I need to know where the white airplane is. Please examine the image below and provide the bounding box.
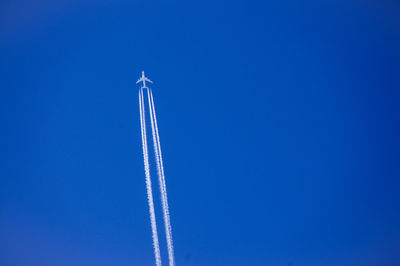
[136,71,153,88]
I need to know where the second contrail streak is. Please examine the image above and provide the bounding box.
[147,88,175,266]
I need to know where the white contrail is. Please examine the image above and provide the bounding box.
[139,87,162,266]
[147,88,175,266]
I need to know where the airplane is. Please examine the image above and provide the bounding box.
[136,71,153,88]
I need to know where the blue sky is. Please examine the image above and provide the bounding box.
[1,1,400,265]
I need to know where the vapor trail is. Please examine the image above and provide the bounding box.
[147,88,175,266]
[139,88,162,266]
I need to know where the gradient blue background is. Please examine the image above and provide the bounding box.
[1,1,400,265]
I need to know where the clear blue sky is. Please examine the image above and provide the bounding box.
[1,1,400,265]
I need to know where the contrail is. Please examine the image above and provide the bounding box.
[147,88,175,266]
[139,87,162,266]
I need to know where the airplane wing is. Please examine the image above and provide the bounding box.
[145,77,153,83]
[136,77,143,84]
